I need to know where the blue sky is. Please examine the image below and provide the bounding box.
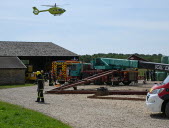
[1,0,169,55]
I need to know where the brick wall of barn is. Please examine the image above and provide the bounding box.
[0,69,25,85]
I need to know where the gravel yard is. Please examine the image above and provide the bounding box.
[0,81,169,128]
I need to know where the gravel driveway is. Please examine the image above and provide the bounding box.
[0,83,169,128]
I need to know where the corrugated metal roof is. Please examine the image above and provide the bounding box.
[0,57,26,69]
[0,41,79,56]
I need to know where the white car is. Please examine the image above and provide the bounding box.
[146,76,169,117]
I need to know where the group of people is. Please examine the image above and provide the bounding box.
[145,70,156,81]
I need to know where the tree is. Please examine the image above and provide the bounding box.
[80,53,164,63]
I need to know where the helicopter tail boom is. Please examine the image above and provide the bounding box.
[33,7,39,15]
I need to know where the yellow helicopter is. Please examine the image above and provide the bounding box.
[33,3,66,16]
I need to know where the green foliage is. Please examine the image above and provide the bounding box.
[80,53,163,63]
[0,84,35,89]
[0,101,72,128]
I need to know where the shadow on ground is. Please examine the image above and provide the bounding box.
[150,113,168,120]
[36,102,50,105]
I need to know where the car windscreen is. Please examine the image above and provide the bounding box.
[161,75,169,85]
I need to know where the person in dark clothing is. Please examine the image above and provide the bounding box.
[53,72,57,85]
[143,72,146,84]
[49,70,53,86]
[150,70,153,81]
[151,70,156,81]
[146,70,150,81]
[35,72,45,103]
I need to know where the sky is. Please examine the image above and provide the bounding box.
[1,0,169,55]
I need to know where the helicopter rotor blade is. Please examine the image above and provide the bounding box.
[59,4,70,6]
[41,5,55,7]
[55,4,69,6]
[41,3,69,7]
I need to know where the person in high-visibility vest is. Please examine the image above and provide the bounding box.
[35,71,45,103]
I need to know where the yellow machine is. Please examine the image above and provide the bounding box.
[25,65,37,82]
[52,60,80,84]
[25,72,37,82]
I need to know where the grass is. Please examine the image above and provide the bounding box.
[0,101,72,128]
[0,84,35,89]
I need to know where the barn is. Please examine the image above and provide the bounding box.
[0,41,79,72]
[0,41,79,85]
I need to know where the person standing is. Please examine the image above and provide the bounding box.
[152,70,156,81]
[146,70,150,81]
[49,70,53,86]
[35,71,45,103]
[52,72,57,85]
